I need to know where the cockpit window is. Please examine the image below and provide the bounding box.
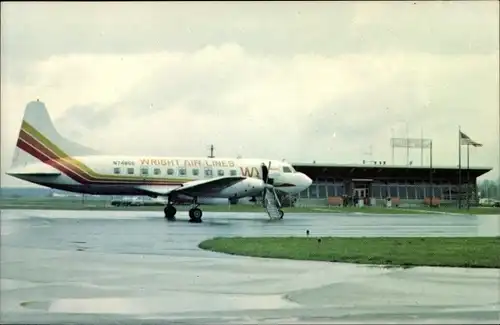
[283,166,293,173]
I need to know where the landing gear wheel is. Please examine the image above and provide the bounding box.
[188,208,203,223]
[164,204,177,221]
[278,209,284,219]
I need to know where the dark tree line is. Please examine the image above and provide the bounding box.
[478,179,500,199]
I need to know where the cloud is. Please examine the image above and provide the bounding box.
[1,1,499,187]
[2,1,497,67]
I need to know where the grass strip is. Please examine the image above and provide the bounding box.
[199,236,500,268]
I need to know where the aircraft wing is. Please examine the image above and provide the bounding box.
[135,176,246,198]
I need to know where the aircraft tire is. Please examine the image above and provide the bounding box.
[188,208,203,223]
[164,205,177,221]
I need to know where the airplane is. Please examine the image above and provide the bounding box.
[6,100,313,223]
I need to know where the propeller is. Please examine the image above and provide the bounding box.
[261,161,272,206]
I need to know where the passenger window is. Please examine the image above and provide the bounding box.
[154,168,161,175]
[127,168,134,175]
[205,169,213,177]
[167,168,174,175]
[113,167,121,175]
[192,169,199,176]
[217,169,224,176]
[283,166,292,173]
[140,167,149,175]
[230,169,237,176]
[179,168,186,176]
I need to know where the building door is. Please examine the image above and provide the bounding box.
[354,188,366,198]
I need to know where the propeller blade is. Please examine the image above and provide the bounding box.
[261,162,269,206]
[261,162,269,184]
[267,160,274,185]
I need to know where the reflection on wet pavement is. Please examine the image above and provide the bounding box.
[1,209,499,324]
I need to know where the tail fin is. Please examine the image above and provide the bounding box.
[11,100,101,168]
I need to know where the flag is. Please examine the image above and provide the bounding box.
[459,131,482,147]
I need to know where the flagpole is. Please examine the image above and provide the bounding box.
[467,143,470,210]
[458,126,462,209]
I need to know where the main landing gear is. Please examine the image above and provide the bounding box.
[164,203,177,221]
[188,197,203,223]
[163,197,203,223]
[188,205,203,223]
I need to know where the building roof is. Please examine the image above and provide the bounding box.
[291,162,492,171]
[291,162,492,181]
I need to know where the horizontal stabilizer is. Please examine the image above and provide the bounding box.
[6,172,61,177]
[6,163,62,177]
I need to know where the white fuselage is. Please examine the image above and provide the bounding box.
[9,155,312,200]
[7,100,313,208]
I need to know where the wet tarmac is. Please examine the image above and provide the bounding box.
[1,209,499,324]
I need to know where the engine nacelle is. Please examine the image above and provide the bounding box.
[218,178,265,198]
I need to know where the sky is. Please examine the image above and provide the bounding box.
[1,1,499,187]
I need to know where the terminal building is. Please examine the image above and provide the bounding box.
[291,162,492,207]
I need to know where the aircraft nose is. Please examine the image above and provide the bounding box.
[299,172,313,189]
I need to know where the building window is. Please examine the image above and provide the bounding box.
[424,185,433,197]
[113,167,121,174]
[230,169,237,176]
[398,185,408,199]
[415,186,424,199]
[371,184,382,199]
[192,169,199,176]
[127,168,134,175]
[179,168,186,176]
[167,168,174,176]
[441,185,451,200]
[140,167,149,176]
[309,185,318,199]
[154,168,161,175]
[317,184,327,198]
[217,169,224,176]
[434,186,443,198]
[336,184,345,196]
[406,186,416,199]
[388,184,398,197]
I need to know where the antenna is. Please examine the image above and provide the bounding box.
[207,144,215,158]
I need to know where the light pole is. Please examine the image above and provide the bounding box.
[395,119,410,165]
[404,121,410,166]
[391,127,395,165]
[386,108,409,166]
